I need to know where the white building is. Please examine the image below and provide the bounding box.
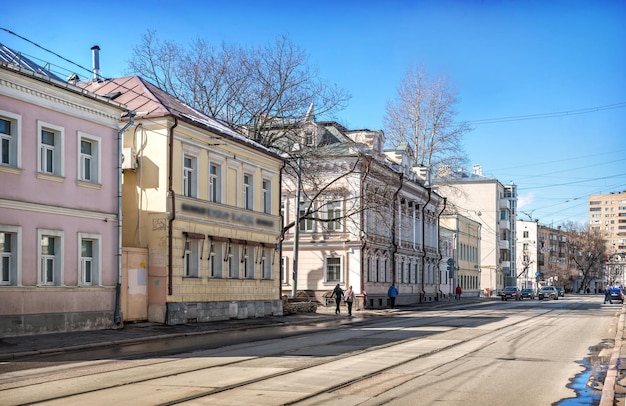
[435,165,517,295]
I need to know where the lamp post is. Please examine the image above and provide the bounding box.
[291,155,303,298]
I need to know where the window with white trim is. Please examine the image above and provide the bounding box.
[38,230,63,286]
[261,247,272,279]
[209,241,223,278]
[299,201,313,231]
[281,256,288,284]
[0,111,20,167]
[243,173,253,210]
[183,155,197,198]
[326,201,342,231]
[0,227,19,286]
[227,243,239,278]
[37,121,64,176]
[209,163,221,203]
[184,239,200,277]
[262,179,271,214]
[326,257,341,282]
[242,245,254,279]
[79,234,100,285]
[78,133,100,183]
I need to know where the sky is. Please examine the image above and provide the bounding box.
[2,0,625,227]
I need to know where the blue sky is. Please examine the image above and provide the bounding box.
[2,0,625,226]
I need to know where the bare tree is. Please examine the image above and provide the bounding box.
[562,221,607,293]
[384,65,469,172]
[127,31,350,148]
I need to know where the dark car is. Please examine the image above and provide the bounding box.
[520,288,535,300]
[500,286,521,301]
[538,286,559,300]
[608,287,624,304]
[556,287,564,297]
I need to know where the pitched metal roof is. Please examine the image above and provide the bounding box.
[0,43,64,81]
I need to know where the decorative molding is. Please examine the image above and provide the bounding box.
[0,198,116,222]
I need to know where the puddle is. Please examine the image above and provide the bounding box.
[555,340,613,405]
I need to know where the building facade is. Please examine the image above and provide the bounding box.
[281,120,444,308]
[435,165,517,295]
[0,45,127,336]
[589,191,626,253]
[80,75,284,325]
[440,214,481,297]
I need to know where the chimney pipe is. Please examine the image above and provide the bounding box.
[91,45,100,82]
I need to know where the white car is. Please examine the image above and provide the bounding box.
[538,286,559,300]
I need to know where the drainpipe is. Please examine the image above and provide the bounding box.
[168,118,178,296]
[114,111,135,326]
[360,156,372,306]
[436,197,447,300]
[420,187,432,302]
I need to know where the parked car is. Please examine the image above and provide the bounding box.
[538,286,559,300]
[520,288,535,300]
[500,286,521,301]
[608,287,624,304]
[556,287,564,297]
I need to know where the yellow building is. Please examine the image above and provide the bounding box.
[589,191,626,253]
[81,76,284,324]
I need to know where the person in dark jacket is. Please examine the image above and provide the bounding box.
[332,284,344,314]
[388,283,398,308]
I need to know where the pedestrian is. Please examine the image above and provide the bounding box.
[604,286,612,304]
[388,283,398,308]
[344,285,355,316]
[362,289,368,309]
[332,283,344,314]
[455,284,462,300]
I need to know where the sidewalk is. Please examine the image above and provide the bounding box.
[0,296,482,360]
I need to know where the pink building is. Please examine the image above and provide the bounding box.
[0,45,127,336]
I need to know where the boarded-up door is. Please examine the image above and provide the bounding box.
[122,247,148,322]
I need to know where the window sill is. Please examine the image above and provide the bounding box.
[0,165,22,175]
[37,173,65,183]
[77,180,102,189]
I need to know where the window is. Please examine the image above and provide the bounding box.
[299,201,314,231]
[184,239,200,277]
[37,121,64,176]
[38,230,63,286]
[0,227,19,286]
[0,111,20,167]
[243,173,253,210]
[79,234,100,285]
[326,257,341,282]
[209,241,223,277]
[227,243,239,278]
[327,201,342,231]
[262,180,271,214]
[281,256,288,283]
[78,133,100,183]
[523,231,529,238]
[261,247,272,279]
[209,163,221,203]
[242,245,254,279]
[183,155,197,198]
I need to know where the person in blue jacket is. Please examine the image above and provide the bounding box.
[388,283,398,308]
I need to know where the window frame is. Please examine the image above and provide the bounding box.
[183,154,197,198]
[37,229,64,286]
[183,238,200,277]
[261,247,273,279]
[78,233,101,286]
[0,110,21,168]
[325,256,342,283]
[77,132,101,184]
[326,200,342,231]
[299,200,314,232]
[37,121,64,177]
[243,173,253,210]
[0,225,21,286]
[209,241,223,278]
[209,163,222,203]
[262,179,271,214]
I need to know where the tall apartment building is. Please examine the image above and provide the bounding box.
[589,191,626,253]
[435,165,517,295]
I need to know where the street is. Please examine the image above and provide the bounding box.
[0,295,621,405]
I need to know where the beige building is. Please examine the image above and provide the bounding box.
[589,191,626,253]
[80,75,284,325]
[440,214,481,297]
[435,165,517,295]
